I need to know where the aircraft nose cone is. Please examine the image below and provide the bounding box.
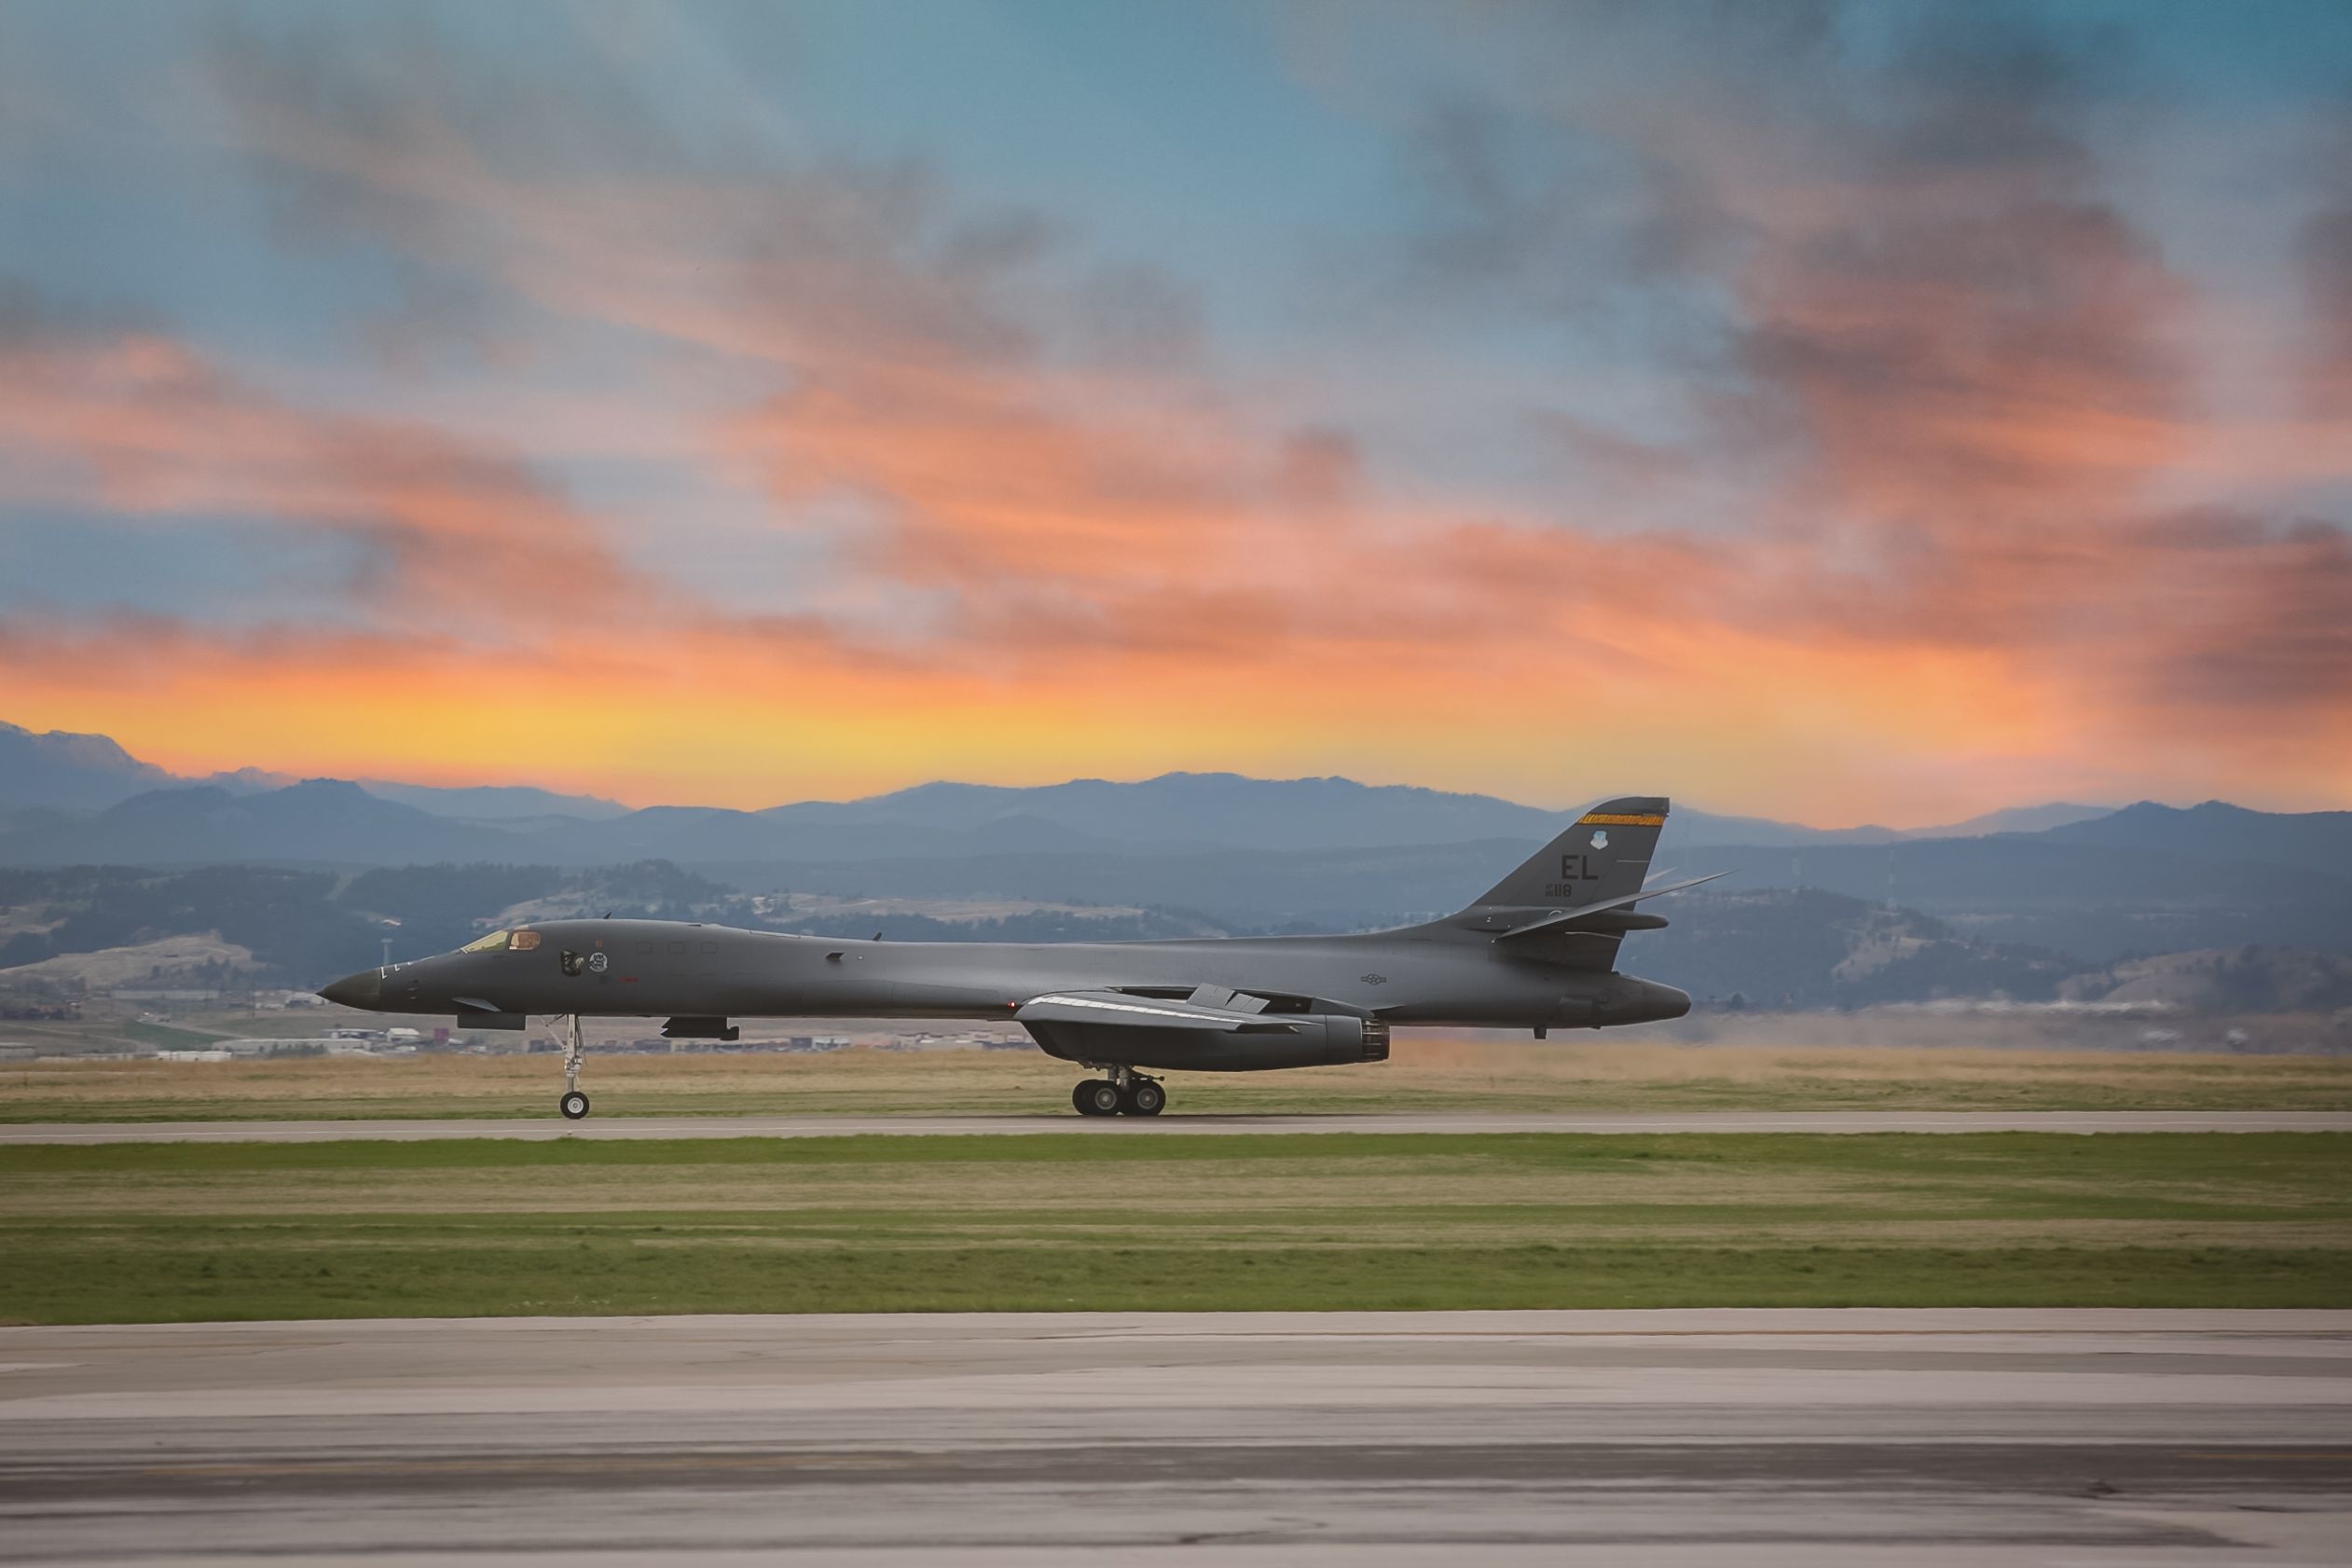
[319,970,381,1009]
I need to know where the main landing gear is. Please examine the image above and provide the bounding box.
[1072,1068,1165,1118]
[553,1014,590,1121]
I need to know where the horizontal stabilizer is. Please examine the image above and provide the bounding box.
[1495,870,1732,942]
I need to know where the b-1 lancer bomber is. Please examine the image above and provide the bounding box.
[320,796,1712,1118]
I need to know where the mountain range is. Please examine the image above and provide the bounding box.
[0,722,626,822]
[1,722,2346,967]
[2,719,2114,858]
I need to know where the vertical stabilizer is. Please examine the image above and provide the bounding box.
[1472,795,1670,912]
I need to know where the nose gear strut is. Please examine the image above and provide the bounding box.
[552,1014,589,1120]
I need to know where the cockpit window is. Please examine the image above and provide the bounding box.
[459,928,543,955]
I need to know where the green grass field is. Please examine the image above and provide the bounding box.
[3,1131,2345,1322]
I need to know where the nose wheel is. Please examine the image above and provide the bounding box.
[1072,1071,1165,1117]
[559,1089,590,1120]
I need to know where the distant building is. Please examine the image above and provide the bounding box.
[0,1000,79,1022]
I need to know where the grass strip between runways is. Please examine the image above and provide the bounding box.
[1,1131,2345,1322]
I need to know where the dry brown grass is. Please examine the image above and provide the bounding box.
[3,1033,2349,1121]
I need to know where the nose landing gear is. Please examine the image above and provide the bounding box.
[1072,1067,1165,1118]
[553,1014,590,1120]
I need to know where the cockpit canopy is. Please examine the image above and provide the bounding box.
[459,928,542,955]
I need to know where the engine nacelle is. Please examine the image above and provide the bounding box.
[1025,1013,1390,1073]
[1235,1013,1390,1070]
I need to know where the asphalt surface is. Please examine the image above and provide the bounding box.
[2,1310,2346,1565]
[7,1108,2350,1143]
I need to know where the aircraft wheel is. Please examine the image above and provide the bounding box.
[1126,1080,1165,1117]
[1073,1080,1122,1117]
[559,1090,590,1121]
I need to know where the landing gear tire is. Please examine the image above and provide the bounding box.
[559,1090,590,1121]
[1125,1080,1166,1117]
[1073,1080,1123,1118]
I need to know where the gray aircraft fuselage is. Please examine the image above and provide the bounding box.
[323,919,1688,1049]
[318,795,1699,1111]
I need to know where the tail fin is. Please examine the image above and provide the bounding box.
[1474,795,1670,912]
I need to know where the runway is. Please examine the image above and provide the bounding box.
[2,1311,2346,1565]
[7,1108,2349,1144]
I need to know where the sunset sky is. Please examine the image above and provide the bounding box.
[1,0,2347,822]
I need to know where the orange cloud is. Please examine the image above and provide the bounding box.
[0,323,650,621]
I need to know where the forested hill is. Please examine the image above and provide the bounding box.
[3,861,2347,1013]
